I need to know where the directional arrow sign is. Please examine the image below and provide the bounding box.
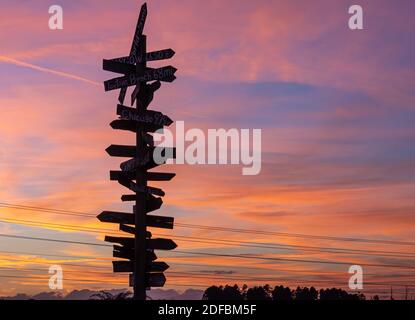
[112,171,175,182]
[97,211,134,224]
[113,261,168,273]
[106,145,136,158]
[105,236,134,247]
[103,59,136,74]
[113,260,133,273]
[121,194,163,212]
[146,272,166,287]
[147,215,174,229]
[104,66,177,91]
[146,172,176,181]
[110,119,162,133]
[147,238,177,250]
[120,154,150,171]
[132,198,163,213]
[98,211,173,229]
[129,273,167,287]
[114,245,157,261]
[117,177,165,197]
[149,261,170,272]
[130,3,147,59]
[146,49,175,62]
[116,260,166,272]
[107,49,174,70]
[119,224,152,238]
[117,105,173,126]
[112,261,170,272]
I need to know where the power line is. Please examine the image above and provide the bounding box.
[2,248,414,280]
[2,202,414,246]
[2,217,415,259]
[1,232,415,270]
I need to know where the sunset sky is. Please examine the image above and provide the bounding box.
[0,0,414,299]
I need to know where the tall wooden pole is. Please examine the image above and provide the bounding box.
[134,35,147,300]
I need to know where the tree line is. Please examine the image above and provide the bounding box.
[203,284,368,300]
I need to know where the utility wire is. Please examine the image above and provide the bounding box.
[1,202,414,246]
[1,232,415,270]
[2,218,415,259]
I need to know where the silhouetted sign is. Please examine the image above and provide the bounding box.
[105,236,134,247]
[103,59,136,74]
[146,172,176,181]
[99,211,172,229]
[149,261,169,272]
[147,214,174,229]
[106,145,136,158]
[114,261,168,273]
[146,49,175,61]
[120,194,163,213]
[129,273,166,287]
[130,3,147,59]
[117,105,173,126]
[120,154,151,171]
[109,49,174,68]
[147,238,177,250]
[104,66,177,91]
[117,177,165,197]
[114,245,157,261]
[97,211,134,224]
[112,170,176,183]
[146,272,166,287]
[120,224,152,238]
[110,119,162,133]
[132,198,162,213]
[113,260,133,273]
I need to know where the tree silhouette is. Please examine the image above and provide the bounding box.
[203,284,367,300]
[272,285,293,301]
[246,285,271,300]
[90,290,132,300]
[202,285,243,300]
[319,288,365,300]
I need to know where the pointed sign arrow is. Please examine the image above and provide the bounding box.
[146,48,175,62]
[110,119,162,133]
[146,272,166,287]
[129,273,166,287]
[146,172,176,181]
[111,171,175,182]
[104,66,177,91]
[98,211,174,229]
[105,236,134,247]
[147,238,177,250]
[117,105,173,126]
[119,224,152,238]
[129,3,147,60]
[97,211,134,224]
[106,145,136,158]
[103,59,136,74]
[120,194,163,213]
[113,245,157,261]
[113,261,169,273]
[105,49,175,78]
[117,177,165,197]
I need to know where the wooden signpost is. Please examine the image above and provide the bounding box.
[98,2,177,300]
